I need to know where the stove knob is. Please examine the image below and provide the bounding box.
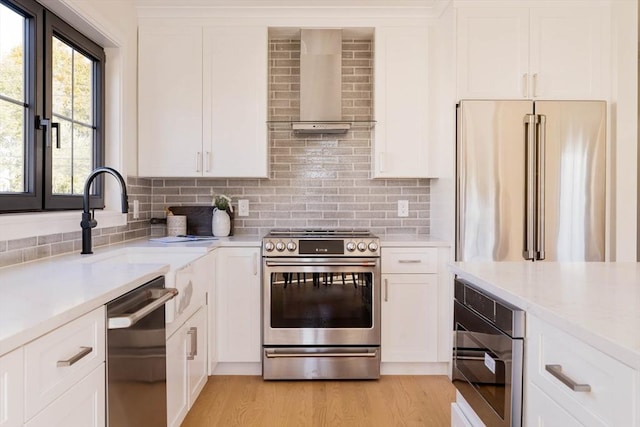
[275,241,286,252]
[368,242,379,252]
[264,241,275,252]
[346,241,357,252]
[357,241,367,252]
[286,241,297,252]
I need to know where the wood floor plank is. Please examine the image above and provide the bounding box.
[182,375,456,427]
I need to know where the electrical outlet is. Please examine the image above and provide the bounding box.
[133,200,139,219]
[398,200,409,217]
[238,199,249,217]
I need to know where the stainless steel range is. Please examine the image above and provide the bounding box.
[262,229,381,380]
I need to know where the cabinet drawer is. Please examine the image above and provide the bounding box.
[24,307,105,420]
[24,364,105,427]
[527,315,636,426]
[381,247,437,274]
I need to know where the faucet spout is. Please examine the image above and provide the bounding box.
[81,167,128,254]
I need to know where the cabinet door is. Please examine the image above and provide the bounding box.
[456,8,529,99]
[525,383,584,427]
[374,26,431,178]
[529,6,608,99]
[138,24,203,177]
[381,274,438,362]
[187,306,208,407]
[166,327,188,427]
[24,364,105,427]
[0,348,23,427]
[203,26,268,178]
[216,247,261,362]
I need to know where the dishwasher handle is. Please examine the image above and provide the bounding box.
[108,288,178,329]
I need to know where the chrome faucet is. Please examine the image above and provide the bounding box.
[80,167,128,254]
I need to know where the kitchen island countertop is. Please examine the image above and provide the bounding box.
[450,262,640,370]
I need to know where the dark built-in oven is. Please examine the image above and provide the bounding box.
[452,277,525,427]
[262,230,381,380]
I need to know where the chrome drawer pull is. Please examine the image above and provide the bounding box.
[187,327,198,360]
[398,259,422,263]
[57,346,93,367]
[545,364,591,392]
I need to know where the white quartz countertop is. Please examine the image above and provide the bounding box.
[450,262,640,370]
[0,235,260,357]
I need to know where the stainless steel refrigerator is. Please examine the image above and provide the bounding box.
[456,100,606,262]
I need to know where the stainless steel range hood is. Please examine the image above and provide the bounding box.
[293,29,350,134]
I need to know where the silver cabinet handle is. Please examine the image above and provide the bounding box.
[545,364,591,392]
[532,73,538,98]
[384,278,389,302]
[379,152,385,173]
[187,327,198,360]
[108,288,178,329]
[57,346,92,367]
[398,259,422,264]
[522,73,528,98]
[205,151,211,172]
[253,253,258,276]
[196,152,202,172]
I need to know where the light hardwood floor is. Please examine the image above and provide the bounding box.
[182,375,456,427]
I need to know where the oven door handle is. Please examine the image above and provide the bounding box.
[265,260,378,267]
[264,350,378,358]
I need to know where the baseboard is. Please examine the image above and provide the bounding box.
[381,362,449,375]
[212,362,262,375]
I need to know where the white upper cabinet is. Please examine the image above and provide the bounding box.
[456,8,529,99]
[373,26,432,178]
[138,25,204,177]
[203,26,268,178]
[456,3,609,100]
[138,23,268,178]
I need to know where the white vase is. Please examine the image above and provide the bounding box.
[212,208,231,237]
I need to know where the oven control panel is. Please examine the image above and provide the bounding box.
[262,238,379,257]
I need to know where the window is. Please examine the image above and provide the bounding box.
[0,0,104,213]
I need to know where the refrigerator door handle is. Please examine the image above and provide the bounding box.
[536,115,546,260]
[523,114,537,260]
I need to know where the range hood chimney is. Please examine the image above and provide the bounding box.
[293,29,351,134]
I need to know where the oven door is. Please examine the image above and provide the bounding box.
[263,257,380,346]
[452,300,523,427]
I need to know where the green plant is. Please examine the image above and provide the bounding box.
[213,194,232,211]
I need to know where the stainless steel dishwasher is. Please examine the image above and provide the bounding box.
[106,276,178,427]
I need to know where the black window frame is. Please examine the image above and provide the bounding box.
[0,0,105,213]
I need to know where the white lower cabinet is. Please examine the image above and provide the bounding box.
[0,348,24,427]
[215,247,261,363]
[167,305,208,427]
[450,403,473,427]
[526,314,638,426]
[24,364,105,427]
[526,382,582,427]
[380,246,447,365]
[381,274,438,362]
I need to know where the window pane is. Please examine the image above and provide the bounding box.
[52,37,72,119]
[72,123,92,193]
[52,35,96,196]
[0,3,26,193]
[0,3,24,101]
[73,52,92,124]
